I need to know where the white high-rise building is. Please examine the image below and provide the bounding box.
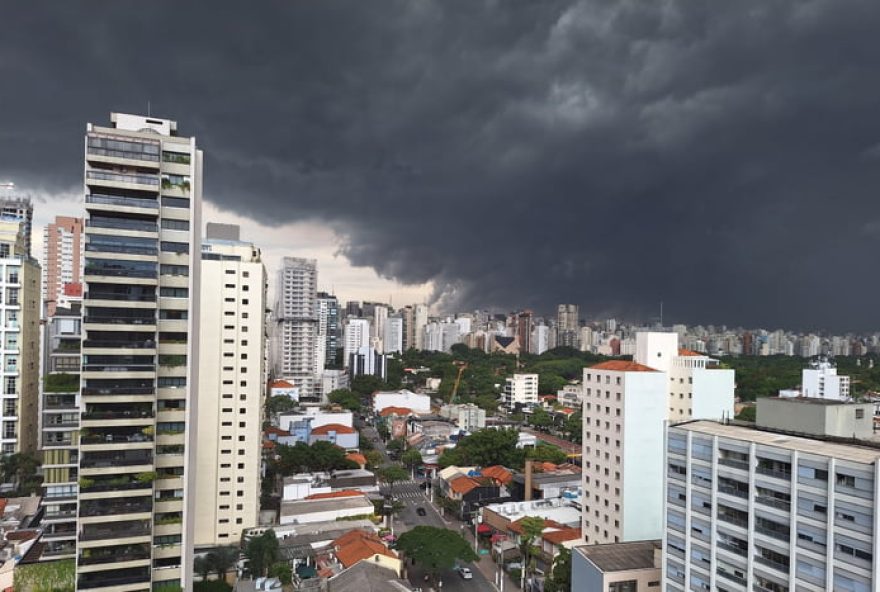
[193,224,266,547]
[383,316,404,354]
[274,257,318,397]
[665,398,879,592]
[371,304,388,353]
[581,361,668,544]
[802,357,850,400]
[77,112,202,591]
[530,324,549,355]
[413,303,428,350]
[503,373,539,410]
[343,318,370,367]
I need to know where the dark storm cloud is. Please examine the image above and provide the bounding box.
[2,0,880,331]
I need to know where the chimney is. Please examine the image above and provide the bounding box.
[524,461,533,501]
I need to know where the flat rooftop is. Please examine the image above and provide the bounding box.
[575,540,660,573]
[280,496,373,517]
[673,420,880,465]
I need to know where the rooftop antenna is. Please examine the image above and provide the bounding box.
[147,100,152,117]
[660,301,664,328]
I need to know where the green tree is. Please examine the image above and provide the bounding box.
[244,530,280,577]
[206,547,238,581]
[268,562,292,585]
[194,556,211,581]
[351,375,387,398]
[265,395,297,415]
[401,448,423,477]
[529,407,552,431]
[364,449,384,470]
[386,438,406,454]
[327,389,362,412]
[562,412,582,443]
[538,374,567,395]
[543,547,572,592]
[527,442,568,465]
[275,441,357,476]
[736,405,757,422]
[518,516,545,588]
[438,428,521,469]
[396,526,478,586]
[377,465,409,497]
[0,453,41,495]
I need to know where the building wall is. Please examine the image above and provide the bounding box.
[41,216,83,317]
[194,238,266,547]
[690,368,735,421]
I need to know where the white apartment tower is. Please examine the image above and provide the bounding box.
[193,224,266,547]
[802,357,851,401]
[581,361,668,544]
[77,113,202,591]
[274,257,318,397]
[665,398,880,592]
[383,316,404,354]
[0,214,40,457]
[557,303,579,348]
[413,303,428,350]
[343,318,370,367]
[503,373,539,410]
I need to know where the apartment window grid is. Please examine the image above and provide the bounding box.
[664,428,876,592]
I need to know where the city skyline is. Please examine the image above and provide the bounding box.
[3,2,880,331]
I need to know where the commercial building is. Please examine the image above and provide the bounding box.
[439,403,486,432]
[0,213,40,457]
[274,257,318,397]
[41,216,84,317]
[279,493,375,525]
[39,301,82,560]
[503,374,539,410]
[664,398,880,592]
[316,291,339,369]
[572,540,662,592]
[372,389,430,414]
[193,224,266,547]
[348,346,387,381]
[343,318,370,368]
[77,112,202,590]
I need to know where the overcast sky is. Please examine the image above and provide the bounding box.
[2,1,880,331]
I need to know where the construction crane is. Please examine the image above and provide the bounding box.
[448,361,468,404]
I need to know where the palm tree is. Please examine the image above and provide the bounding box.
[244,530,280,577]
[193,556,211,582]
[207,546,239,582]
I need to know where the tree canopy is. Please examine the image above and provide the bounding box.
[244,530,280,578]
[543,547,572,592]
[275,441,357,475]
[327,389,362,412]
[396,526,478,577]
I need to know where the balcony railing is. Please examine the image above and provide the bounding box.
[718,485,748,499]
[82,364,156,373]
[80,499,152,518]
[86,170,159,187]
[82,410,154,421]
[755,525,789,542]
[718,458,750,471]
[83,267,157,279]
[79,481,152,494]
[756,466,791,480]
[756,496,791,511]
[78,570,151,590]
[85,243,158,256]
[83,340,156,350]
[86,194,159,209]
[86,218,158,232]
[754,555,789,574]
[79,547,151,566]
[81,433,152,445]
[79,523,151,542]
[717,541,748,557]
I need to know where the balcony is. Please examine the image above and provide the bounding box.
[754,554,789,574]
[85,242,158,256]
[80,497,152,518]
[79,520,151,542]
[82,386,155,396]
[86,193,159,209]
[83,363,156,373]
[79,479,152,494]
[82,340,156,351]
[77,567,151,590]
[84,266,157,279]
[718,458,750,471]
[81,431,153,446]
[82,409,154,421]
[86,169,159,187]
[79,543,151,566]
[81,450,153,469]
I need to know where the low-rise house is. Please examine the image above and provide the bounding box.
[372,390,430,414]
[331,529,400,575]
[280,493,375,525]
[509,464,581,501]
[270,379,300,402]
[283,471,378,502]
[571,540,662,591]
[309,423,359,450]
[327,560,412,592]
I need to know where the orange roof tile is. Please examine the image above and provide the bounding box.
[264,426,290,436]
[311,423,356,435]
[589,360,658,372]
[481,465,513,485]
[345,452,367,466]
[559,407,577,415]
[509,518,568,535]
[678,348,703,357]
[449,475,481,495]
[271,379,296,389]
[262,440,276,450]
[379,406,412,417]
[542,527,582,545]
[333,529,397,568]
[305,490,364,501]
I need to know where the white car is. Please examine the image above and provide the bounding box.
[457,566,473,580]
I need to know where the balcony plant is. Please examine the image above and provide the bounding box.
[135,471,157,483]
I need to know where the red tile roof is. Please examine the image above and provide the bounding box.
[559,407,577,415]
[333,529,397,568]
[264,426,290,436]
[678,348,703,357]
[589,360,658,372]
[305,490,364,501]
[449,476,482,495]
[481,465,513,485]
[262,440,276,450]
[271,379,296,389]
[542,527,582,545]
[345,452,367,466]
[311,423,356,435]
[379,406,412,417]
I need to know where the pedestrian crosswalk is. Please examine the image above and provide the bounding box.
[381,479,430,501]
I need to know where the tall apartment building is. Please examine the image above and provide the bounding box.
[665,397,880,592]
[42,216,84,317]
[413,304,428,351]
[39,301,82,560]
[581,361,668,544]
[383,316,404,354]
[371,304,388,353]
[503,373,539,410]
[193,224,266,547]
[556,304,579,348]
[343,318,370,368]
[802,357,850,401]
[634,332,735,420]
[0,196,33,256]
[530,323,549,355]
[77,113,202,591]
[514,310,533,353]
[274,257,318,397]
[0,214,40,456]
[316,291,339,368]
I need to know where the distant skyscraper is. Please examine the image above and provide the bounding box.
[0,195,32,256]
[530,323,549,355]
[345,300,362,318]
[194,225,266,547]
[316,291,339,368]
[384,316,404,354]
[274,257,318,397]
[413,304,428,350]
[343,318,370,367]
[556,304,579,348]
[77,112,202,590]
[515,310,533,353]
[42,216,84,316]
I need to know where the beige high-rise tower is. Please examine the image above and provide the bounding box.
[76,113,202,591]
[193,223,266,548]
[42,216,84,317]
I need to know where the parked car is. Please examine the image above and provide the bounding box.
[456,566,473,580]
[416,507,427,516]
